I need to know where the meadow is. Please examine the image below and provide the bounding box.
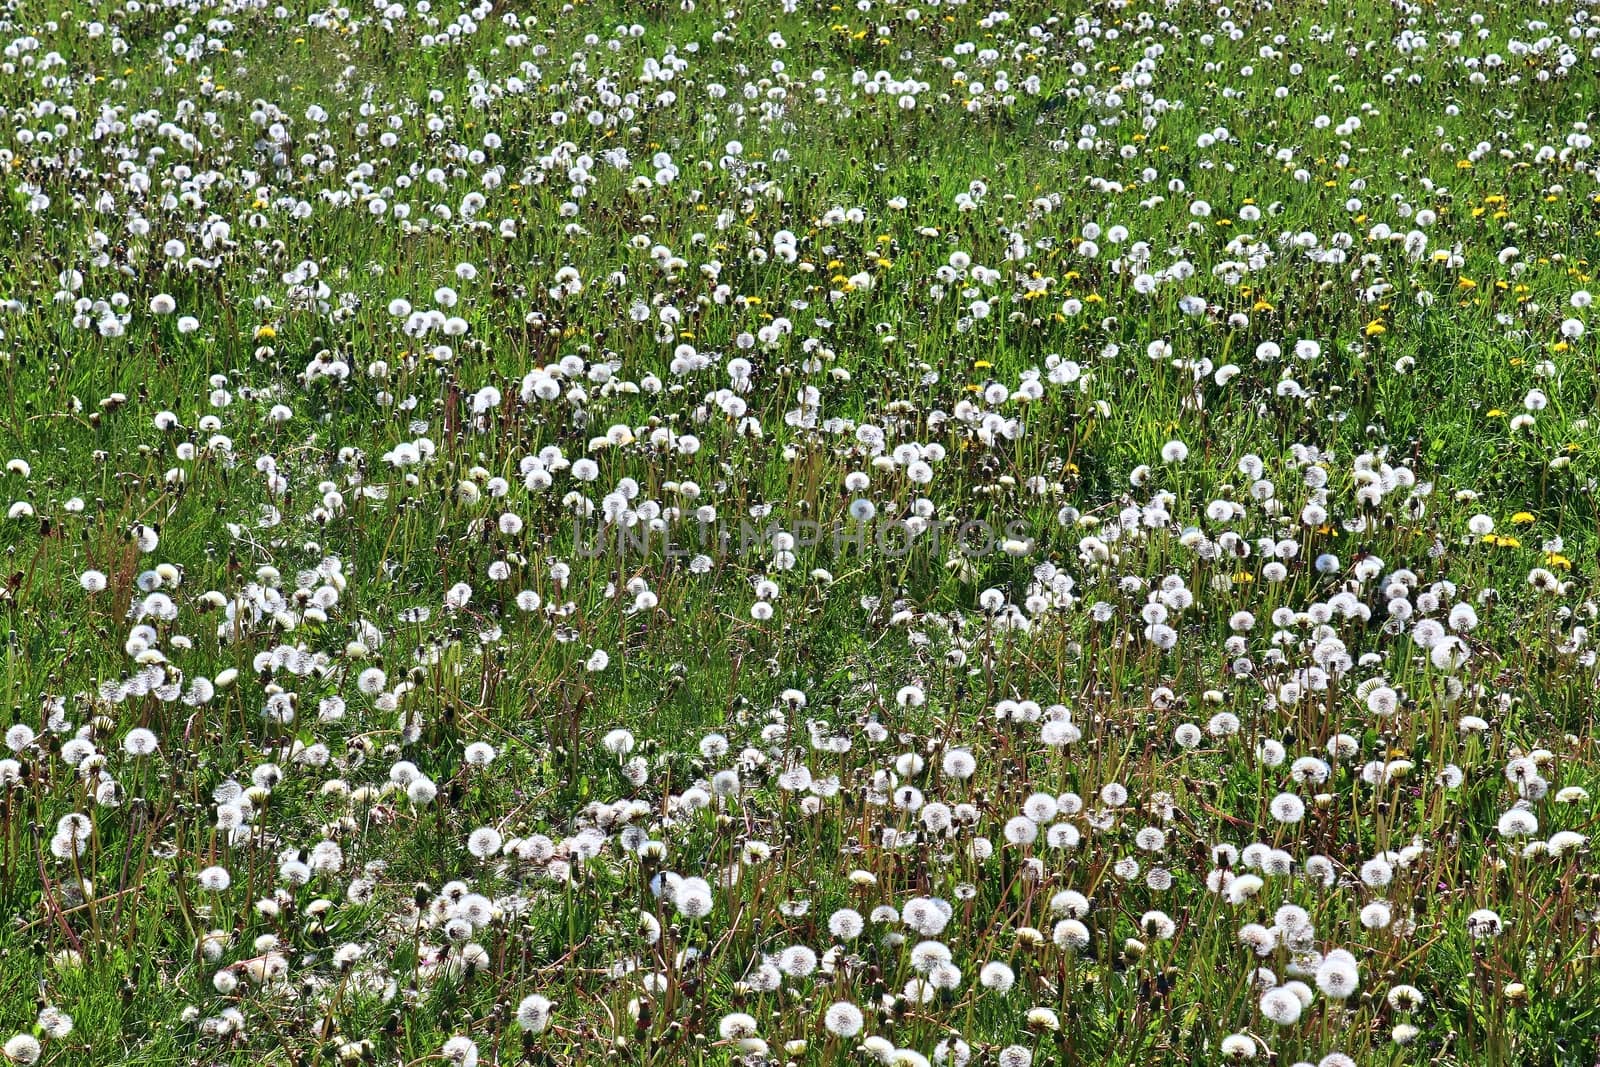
[0,0,1598,1063]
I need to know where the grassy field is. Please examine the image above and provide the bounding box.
[0,0,1598,1063]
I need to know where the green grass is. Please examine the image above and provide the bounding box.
[0,0,1597,1064]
